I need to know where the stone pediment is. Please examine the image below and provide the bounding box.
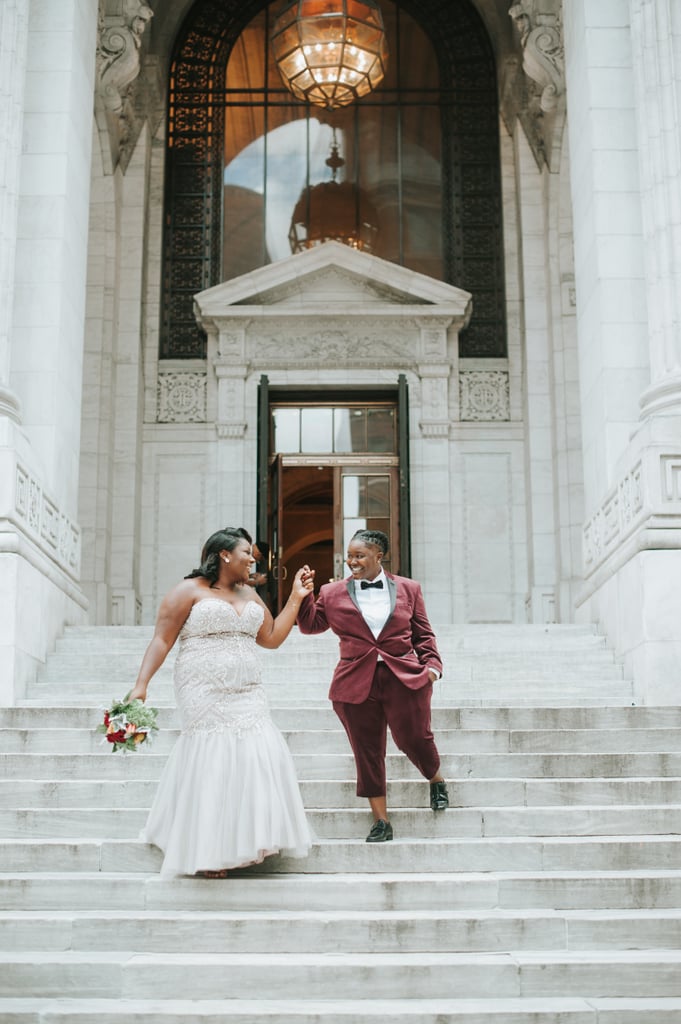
[194,241,471,320]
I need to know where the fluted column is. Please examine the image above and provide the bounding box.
[0,0,28,423]
[630,0,681,416]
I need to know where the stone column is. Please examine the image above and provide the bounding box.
[0,0,28,424]
[630,0,681,417]
[567,0,681,700]
[0,0,99,703]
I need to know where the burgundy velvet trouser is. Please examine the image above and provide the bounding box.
[332,661,441,798]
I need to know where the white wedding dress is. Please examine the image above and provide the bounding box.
[141,598,313,877]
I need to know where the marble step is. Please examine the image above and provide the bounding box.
[5,726,681,755]
[4,836,681,873]
[4,870,681,912]
[4,750,681,780]
[8,705,681,729]
[25,684,638,707]
[2,950,681,1000]
[51,623,610,646]
[1,996,681,1024]
[2,805,681,840]
[4,908,681,954]
[4,777,681,809]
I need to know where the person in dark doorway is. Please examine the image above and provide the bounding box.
[245,539,270,606]
[297,529,448,843]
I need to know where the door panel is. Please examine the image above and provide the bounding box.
[268,454,285,610]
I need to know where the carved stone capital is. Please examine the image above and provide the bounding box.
[97,0,153,115]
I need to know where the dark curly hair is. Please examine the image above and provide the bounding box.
[185,527,252,586]
[351,529,389,555]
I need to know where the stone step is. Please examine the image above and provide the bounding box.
[1,996,681,1024]
[8,704,681,729]
[4,776,681,809]
[4,804,681,841]
[3,836,681,874]
[2,950,681,1000]
[52,622,607,644]
[4,750,681,780]
[5,725,681,755]
[3,908,681,954]
[25,683,638,707]
[3,870,681,912]
[2,804,681,840]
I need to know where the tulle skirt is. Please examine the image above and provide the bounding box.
[141,719,313,878]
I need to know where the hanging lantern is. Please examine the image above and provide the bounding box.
[271,0,389,110]
[289,130,379,251]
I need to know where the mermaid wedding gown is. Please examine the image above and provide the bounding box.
[141,598,313,877]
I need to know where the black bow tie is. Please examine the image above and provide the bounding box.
[360,579,384,589]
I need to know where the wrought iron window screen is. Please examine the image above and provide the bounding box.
[161,0,505,359]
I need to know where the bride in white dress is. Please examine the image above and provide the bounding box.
[128,527,314,878]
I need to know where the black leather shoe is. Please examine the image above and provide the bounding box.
[430,781,449,811]
[366,819,394,843]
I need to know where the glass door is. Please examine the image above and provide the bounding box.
[264,394,404,608]
[336,468,397,578]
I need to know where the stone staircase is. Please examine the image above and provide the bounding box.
[1,624,681,1021]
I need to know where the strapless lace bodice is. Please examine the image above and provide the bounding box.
[178,597,263,642]
[174,598,267,735]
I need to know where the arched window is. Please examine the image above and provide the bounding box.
[161,0,505,359]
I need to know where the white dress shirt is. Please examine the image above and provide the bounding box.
[353,570,391,639]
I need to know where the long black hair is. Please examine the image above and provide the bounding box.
[185,527,252,586]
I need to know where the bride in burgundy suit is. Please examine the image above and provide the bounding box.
[297,529,448,843]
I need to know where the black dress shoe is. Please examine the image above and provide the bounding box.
[366,819,394,843]
[430,781,449,811]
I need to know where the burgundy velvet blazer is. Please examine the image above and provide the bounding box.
[296,573,443,704]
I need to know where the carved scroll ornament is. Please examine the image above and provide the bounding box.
[97,0,153,114]
[509,1,564,113]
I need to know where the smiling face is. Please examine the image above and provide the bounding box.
[346,539,383,582]
[222,538,255,582]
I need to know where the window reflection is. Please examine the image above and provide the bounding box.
[272,408,300,453]
[342,474,392,576]
[301,408,333,453]
[223,1,443,280]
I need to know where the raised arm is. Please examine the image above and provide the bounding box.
[256,566,314,649]
[128,580,196,702]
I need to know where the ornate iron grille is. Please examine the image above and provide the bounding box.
[161,0,506,359]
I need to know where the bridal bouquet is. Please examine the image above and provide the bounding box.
[97,695,159,753]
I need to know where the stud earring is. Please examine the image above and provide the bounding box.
[223,557,230,563]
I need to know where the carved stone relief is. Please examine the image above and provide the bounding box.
[583,461,644,574]
[460,371,511,421]
[15,464,81,576]
[252,325,416,369]
[157,372,207,423]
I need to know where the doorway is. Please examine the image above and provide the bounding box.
[259,391,406,610]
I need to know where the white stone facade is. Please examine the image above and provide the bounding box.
[1,0,680,703]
